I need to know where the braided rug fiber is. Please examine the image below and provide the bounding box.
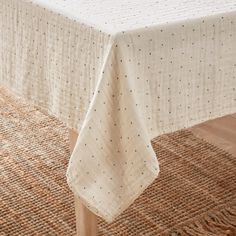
[0,86,236,236]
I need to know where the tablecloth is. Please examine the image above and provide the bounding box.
[0,0,236,222]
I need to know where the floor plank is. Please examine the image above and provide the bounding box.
[231,113,236,119]
[191,114,236,156]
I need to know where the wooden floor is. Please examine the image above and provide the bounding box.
[191,113,236,156]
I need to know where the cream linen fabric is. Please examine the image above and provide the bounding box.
[0,0,236,222]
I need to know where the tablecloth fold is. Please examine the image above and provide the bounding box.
[66,39,160,222]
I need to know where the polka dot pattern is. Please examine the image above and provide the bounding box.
[1,0,236,222]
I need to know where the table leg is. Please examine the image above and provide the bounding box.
[69,129,98,236]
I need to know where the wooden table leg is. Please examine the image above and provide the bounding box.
[69,129,98,236]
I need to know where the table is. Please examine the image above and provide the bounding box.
[1,0,236,235]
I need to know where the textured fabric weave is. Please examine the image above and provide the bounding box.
[1,86,236,236]
[0,0,236,222]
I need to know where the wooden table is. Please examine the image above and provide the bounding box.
[1,1,235,235]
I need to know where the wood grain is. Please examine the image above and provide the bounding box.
[231,113,236,119]
[191,114,236,156]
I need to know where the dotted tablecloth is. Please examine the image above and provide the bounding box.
[1,0,236,222]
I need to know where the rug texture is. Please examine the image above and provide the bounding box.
[0,86,236,236]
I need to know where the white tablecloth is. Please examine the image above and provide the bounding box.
[1,0,236,222]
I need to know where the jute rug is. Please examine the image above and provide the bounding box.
[1,86,236,236]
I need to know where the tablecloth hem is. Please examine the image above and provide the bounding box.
[67,164,160,223]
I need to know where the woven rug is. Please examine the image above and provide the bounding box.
[1,86,236,236]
